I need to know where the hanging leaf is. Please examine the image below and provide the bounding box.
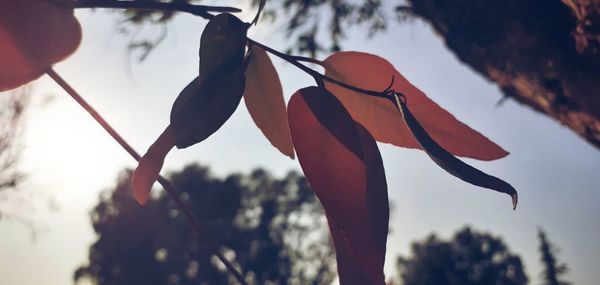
[170,13,249,148]
[132,126,176,205]
[250,0,267,26]
[0,0,81,91]
[244,45,294,158]
[170,70,245,148]
[322,51,508,161]
[288,86,389,284]
[395,95,518,209]
[199,13,249,79]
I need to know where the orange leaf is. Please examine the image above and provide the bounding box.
[0,0,81,91]
[244,45,295,158]
[288,86,388,284]
[323,52,508,161]
[132,125,176,205]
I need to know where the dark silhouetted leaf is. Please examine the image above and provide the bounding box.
[132,125,176,205]
[395,96,518,209]
[0,0,81,91]
[199,13,248,79]
[170,70,245,148]
[244,45,294,158]
[323,51,508,161]
[170,13,249,148]
[288,86,388,284]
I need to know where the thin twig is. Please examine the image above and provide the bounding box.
[45,68,248,285]
[248,39,392,99]
[62,0,240,19]
[67,0,391,99]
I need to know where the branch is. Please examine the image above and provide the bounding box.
[69,1,392,100]
[45,68,248,285]
[248,39,393,99]
[61,0,241,19]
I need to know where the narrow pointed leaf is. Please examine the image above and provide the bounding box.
[0,0,81,91]
[244,45,294,158]
[396,96,518,209]
[288,86,389,284]
[170,13,248,148]
[132,125,176,205]
[323,52,508,161]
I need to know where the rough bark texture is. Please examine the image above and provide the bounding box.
[408,0,600,149]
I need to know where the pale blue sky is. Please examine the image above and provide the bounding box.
[1,3,599,285]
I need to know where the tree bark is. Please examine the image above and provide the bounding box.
[408,0,600,149]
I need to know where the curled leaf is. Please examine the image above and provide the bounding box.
[323,52,508,161]
[132,125,176,205]
[170,13,248,148]
[244,45,294,158]
[395,95,518,209]
[0,0,81,91]
[288,86,388,284]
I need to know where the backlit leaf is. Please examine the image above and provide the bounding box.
[288,86,388,284]
[170,13,248,148]
[323,51,508,161]
[395,96,518,209]
[244,45,294,158]
[0,0,81,91]
[132,126,176,205]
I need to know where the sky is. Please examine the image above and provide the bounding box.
[1,2,600,285]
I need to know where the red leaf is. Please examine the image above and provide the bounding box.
[132,125,176,205]
[244,45,295,158]
[0,0,81,91]
[288,86,389,284]
[323,51,508,161]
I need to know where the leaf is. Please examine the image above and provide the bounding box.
[0,0,81,91]
[288,86,389,284]
[250,0,267,26]
[170,13,248,148]
[170,70,245,148]
[199,13,248,79]
[395,96,518,209]
[132,125,176,205]
[244,45,294,158]
[322,51,508,161]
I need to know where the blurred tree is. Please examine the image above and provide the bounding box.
[0,88,29,219]
[74,164,335,285]
[538,228,571,285]
[120,0,600,151]
[396,227,529,285]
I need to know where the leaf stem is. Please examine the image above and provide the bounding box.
[66,1,390,100]
[61,0,240,19]
[45,68,248,285]
[248,39,391,99]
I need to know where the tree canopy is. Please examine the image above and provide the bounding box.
[396,227,529,285]
[75,164,335,285]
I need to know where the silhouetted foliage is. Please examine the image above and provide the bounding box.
[75,164,335,285]
[396,227,529,285]
[0,88,29,219]
[120,0,600,150]
[538,228,571,285]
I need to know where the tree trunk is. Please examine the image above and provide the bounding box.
[408,0,600,149]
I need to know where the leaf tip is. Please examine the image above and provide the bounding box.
[131,163,153,205]
[511,192,518,210]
